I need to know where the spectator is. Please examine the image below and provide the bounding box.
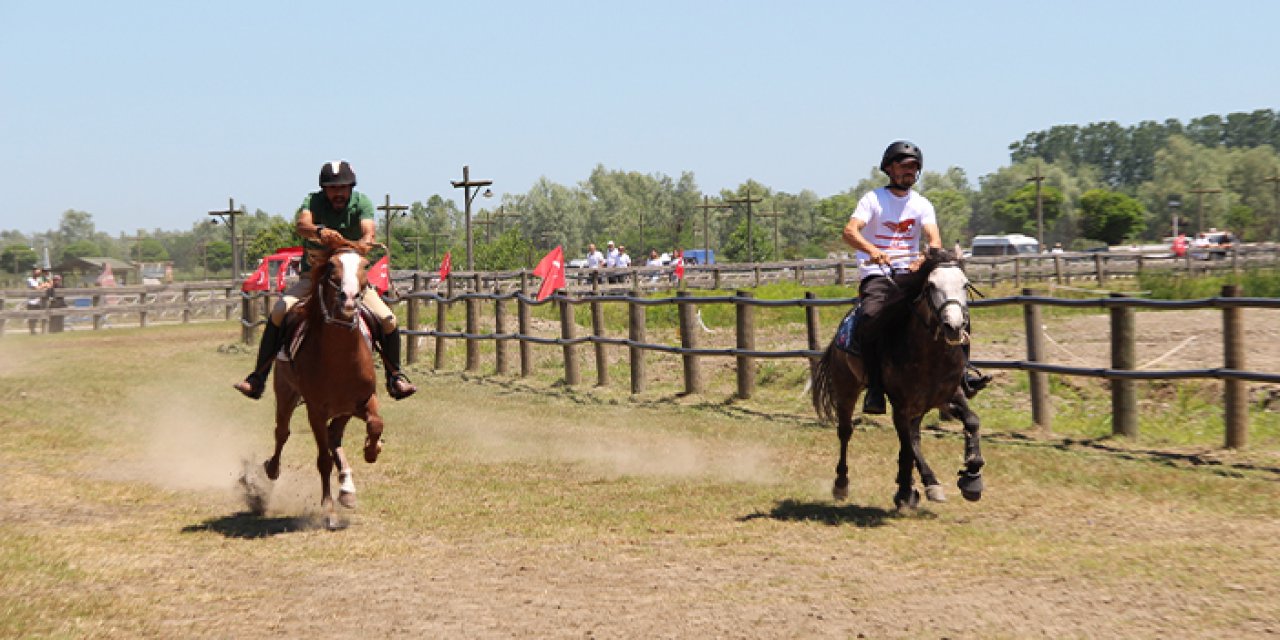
[585,243,605,284]
[617,245,632,283]
[1171,233,1188,258]
[605,240,620,283]
[26,267,51,335]
[1050,242,1064,254]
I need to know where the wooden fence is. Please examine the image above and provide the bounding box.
[388,276,1279,449]
[0,282,239,335]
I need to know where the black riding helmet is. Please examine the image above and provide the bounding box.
[319,160,357,187]
[879,141,923,174]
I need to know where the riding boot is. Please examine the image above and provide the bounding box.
[233,322,284,400]
[960,342,992,399]
[378,329,417,400]
[861,343,887,415]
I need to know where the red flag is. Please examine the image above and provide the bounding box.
[367,255,390,294]
[97,262,117,288]
[438,251,452,281]
[274,257,290,292]
[241,259,269,292]
[532,245,566,301]
[673,252,685,280]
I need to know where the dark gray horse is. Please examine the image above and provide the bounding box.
[812,248,985,508]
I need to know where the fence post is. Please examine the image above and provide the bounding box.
[1014,257,1023,288]
[224,286,234,321]
[1109,292,1137,437]
[93,293,104,330]
[677,290,702,394]
[182,285,192,324]
[138,290,149,328]
[591,286,608,387]
[407,273,421,365]
[629,280,646,394]
[434,276,452,370]
[0,292,5,336]
[835,261,846,286]
[559,290,579,386]
[1136,254,1144,276]
[753,266,762,288]
[494,284,508,375]
[1022,288,1052,430]
[713,266,722,290]
[735,290,755,399]
[804,291,821,384]
[518,288,533,378]
[1222,284,1247,449]
[1095,253,1107,285]
[466,274,480,372]
[241,293,254,345]
[1053,255,1065,285]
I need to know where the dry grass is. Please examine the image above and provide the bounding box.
[1,323,1278,638]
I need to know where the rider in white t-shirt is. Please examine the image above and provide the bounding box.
[842,141,989,414]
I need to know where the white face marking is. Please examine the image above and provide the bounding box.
[339,252,362,303]
[928,266,969,330]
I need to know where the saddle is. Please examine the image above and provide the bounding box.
[833,304,862,357]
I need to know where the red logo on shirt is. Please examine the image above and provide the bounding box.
[882,219,916,234]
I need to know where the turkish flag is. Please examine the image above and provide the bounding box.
[367,255,390,294]
[438,251,452,281]
[274,257,290,292]
[241,260,269,292]
[532,245,566,301]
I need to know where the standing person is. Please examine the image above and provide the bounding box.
[616,245,632,284]
[1171,232,1188,258]
[232,161,416,401]
[26,267,51,335]
[842,141,989,414]
[585,242,605,284]
[605,240,620,283]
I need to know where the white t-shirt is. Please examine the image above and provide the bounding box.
[606,247,619,268]
[617,253,632,268]
[586,250,605,269]
[851,187,937,280]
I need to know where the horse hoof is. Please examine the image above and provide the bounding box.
[338,491,357,509]
[957,472,984,502]
[925,484,947,503]
[832,478,849,502]
[338,472,357,509]
[324,514,346,531]
[263,458,280,481]
[894,488,920,510]
[363,437,382,464]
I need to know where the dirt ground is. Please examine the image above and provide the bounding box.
[2,324,1279,639]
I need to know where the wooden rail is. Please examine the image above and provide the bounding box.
[0,282,239,335]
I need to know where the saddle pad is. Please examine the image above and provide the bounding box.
[834,306,861,357]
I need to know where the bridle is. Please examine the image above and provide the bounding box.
[315,249,365,330]
[914,263,972,347]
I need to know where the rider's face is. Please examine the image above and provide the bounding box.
[888,158,920,188]
[323,185,352,209]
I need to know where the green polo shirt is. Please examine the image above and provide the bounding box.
[297,190,375,270]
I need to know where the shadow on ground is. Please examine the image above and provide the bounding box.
[739,499,928,528]
[181,511,321,538]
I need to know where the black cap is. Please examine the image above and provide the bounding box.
[319,160,357,187]
[880,141,923,173]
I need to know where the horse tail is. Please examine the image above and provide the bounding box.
[811,340,839,424]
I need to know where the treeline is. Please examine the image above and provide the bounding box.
[4,109,1279,280]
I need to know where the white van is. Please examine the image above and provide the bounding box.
[969,234,1040,257]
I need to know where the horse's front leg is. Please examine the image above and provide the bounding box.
[362,395,384,464]
[908,414,946,503]
[264,379,300,481]
[832,408,855,501]
[891,409,920,510]
[328,416,357,509]
[307,409,340,530]
[948,391,985,501]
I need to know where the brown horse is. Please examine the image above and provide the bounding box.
[812,248,985,509]
[263,236,385,530]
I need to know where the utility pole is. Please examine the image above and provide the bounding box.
[377,194,408,263]
[1188,187,1223,235]
[497,205,521,235]
[208,198,245,280]
[119,232,144,285]
[1265,175,1280,241]
[724,187,763,263]
[694,196,732,260]
[451,165,493,271]
[758,209,783,260]
[1026,163,1046,251]
[475,210,498,244]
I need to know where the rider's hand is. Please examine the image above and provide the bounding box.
[319,228,343,244]
[907,255,926,272]
[868,249,890,266]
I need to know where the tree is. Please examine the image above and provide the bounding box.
[134,238,169,262]
[720,217,774,263]
[1078,189,1146,245]
[991,183,1063,237]
[246,219,297,263]
[56,210,96,246]
[3,244,38,274]
[62,239,101,260]
[204,241,232,274]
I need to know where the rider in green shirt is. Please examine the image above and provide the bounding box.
[233,160,417,401]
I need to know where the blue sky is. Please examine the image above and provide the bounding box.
[2,1,1276,236]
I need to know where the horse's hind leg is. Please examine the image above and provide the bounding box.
[949,392,985,501]
[908,414,946,503]
[307,409,341,530]
[832,403,856,501]
[327,417,357,509]
[362,395,384,464]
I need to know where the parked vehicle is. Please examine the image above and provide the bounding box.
[682,249,715,265]
[969,234,1040,257]
[1190,229,1233,261]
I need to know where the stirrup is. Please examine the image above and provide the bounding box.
[233,372,266,400]
[962,368,992,398]
[386,372,416,400]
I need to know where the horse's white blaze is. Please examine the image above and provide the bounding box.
[338,252,362,306]
[929,266,969,331]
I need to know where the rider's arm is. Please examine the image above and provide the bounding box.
[842,218,889,265]
[923,222,943,249]
[359,219,377,245]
